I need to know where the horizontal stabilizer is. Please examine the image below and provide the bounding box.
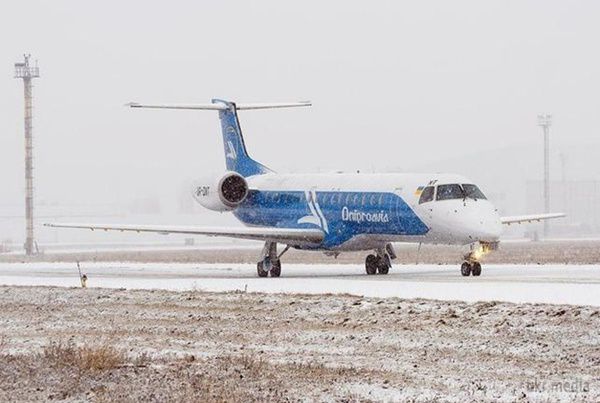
[500,213,566,225]
[126,102,226,110]
[126,101,311,111]
[44,223,324,246]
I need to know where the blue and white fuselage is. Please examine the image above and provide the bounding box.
[234,172,502,250]
[46,98,564,277]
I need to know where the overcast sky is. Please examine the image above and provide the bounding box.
[1,1,599,241]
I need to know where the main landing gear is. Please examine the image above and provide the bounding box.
[365,244,396,275]
[257,242,290,278]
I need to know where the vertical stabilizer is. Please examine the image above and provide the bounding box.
[127,98,311,178]
[213,99,272,177]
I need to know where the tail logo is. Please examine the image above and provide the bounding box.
[226,140,237,160]
[225,126,238,159]
[297,190,329,233]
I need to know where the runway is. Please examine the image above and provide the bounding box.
[1,262,599,306]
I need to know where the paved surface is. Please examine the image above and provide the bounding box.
[1,262,599,306]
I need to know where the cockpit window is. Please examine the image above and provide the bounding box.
[436,184,464,201]
[462,184,487,200]
[419,186,435,204]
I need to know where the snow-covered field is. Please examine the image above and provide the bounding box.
[1,262,599,306]
[0,286,598,402]
[1,263,599,401]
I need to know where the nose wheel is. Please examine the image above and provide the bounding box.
[460,242,496,276]
[460,261,482,277]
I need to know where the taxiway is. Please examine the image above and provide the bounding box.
[1,262,599,306]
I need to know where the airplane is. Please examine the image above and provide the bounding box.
[46,99,565,278]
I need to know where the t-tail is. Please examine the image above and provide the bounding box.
[127,99,311,177]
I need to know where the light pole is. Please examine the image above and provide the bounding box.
[537,113,552,239]
[14,54,40,255]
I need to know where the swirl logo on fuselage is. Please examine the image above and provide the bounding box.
[297,190,329,233]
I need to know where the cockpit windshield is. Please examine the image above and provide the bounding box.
[418,183,487,203]
[462,184,487,200]
[418,186,435,204]
[436,184,464,201]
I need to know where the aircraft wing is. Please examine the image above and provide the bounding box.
[500,213,566,225]
[44,223,324,246]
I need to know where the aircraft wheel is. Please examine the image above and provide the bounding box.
[257,261,268,277]
[472,262,482,276]
[460,262,472,277]
[365,255,378,275]
[270,259,282,277]
[377,258,390,275]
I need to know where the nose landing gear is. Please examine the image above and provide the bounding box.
[460,242,497,276]
[460,261,482,277]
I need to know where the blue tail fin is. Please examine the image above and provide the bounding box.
[127,98,310,176]
[213,99,272,177]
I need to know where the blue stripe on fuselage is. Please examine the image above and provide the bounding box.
[233,190,429,249]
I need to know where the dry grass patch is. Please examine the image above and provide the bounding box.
[42,340,125,372]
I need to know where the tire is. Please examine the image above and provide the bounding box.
[365,254,378,275]
[461,262,472,277]
[377,258,390,275]
[270,260,281,277]
[472,262,482,276]
[257,261,268,277]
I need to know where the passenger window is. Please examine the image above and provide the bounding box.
[419,186,435,204]
[370,194,377,206]
[436,184,464,201]
[352,194,360,205]
[462,184,487,200]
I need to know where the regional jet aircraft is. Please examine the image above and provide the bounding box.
[46,100,564,277]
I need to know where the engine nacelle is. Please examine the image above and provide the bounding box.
[192,171,249,212]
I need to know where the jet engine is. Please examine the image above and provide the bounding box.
[192,171,249,212]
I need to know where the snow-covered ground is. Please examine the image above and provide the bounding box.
[1,262,599,306]
[2,286,598,402]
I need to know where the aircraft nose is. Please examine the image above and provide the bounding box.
[467,207,502,242]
